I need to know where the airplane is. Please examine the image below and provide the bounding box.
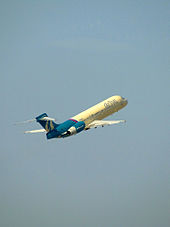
[24,95,128,139]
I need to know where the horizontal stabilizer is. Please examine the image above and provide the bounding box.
[24,129,46,134]
[14,119,35,125]
[40,117,56,121]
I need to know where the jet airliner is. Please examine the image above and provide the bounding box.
[25,95,128,139]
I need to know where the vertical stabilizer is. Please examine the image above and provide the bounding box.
[36,113,59,132]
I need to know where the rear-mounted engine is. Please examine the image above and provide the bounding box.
[67,121,85,135]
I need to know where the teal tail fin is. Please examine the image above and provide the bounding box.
[36,113,59,132]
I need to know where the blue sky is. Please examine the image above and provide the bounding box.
[0,0,169,226]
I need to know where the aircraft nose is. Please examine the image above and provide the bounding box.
[122,97,128,105]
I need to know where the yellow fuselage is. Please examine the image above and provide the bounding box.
[72,95,128,126]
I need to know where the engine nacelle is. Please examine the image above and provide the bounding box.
[67,121,85,135]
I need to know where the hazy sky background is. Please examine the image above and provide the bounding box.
[0,0,169,226]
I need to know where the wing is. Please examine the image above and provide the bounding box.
[24,129,46,134]
[85,120,126,130]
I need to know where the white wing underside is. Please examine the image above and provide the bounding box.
[24,129,46,134]
[24,120,126,133]
[86,120,126,129]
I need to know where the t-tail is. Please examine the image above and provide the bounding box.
[36,113,59,132]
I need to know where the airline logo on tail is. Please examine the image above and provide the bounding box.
[36,113,58,132]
